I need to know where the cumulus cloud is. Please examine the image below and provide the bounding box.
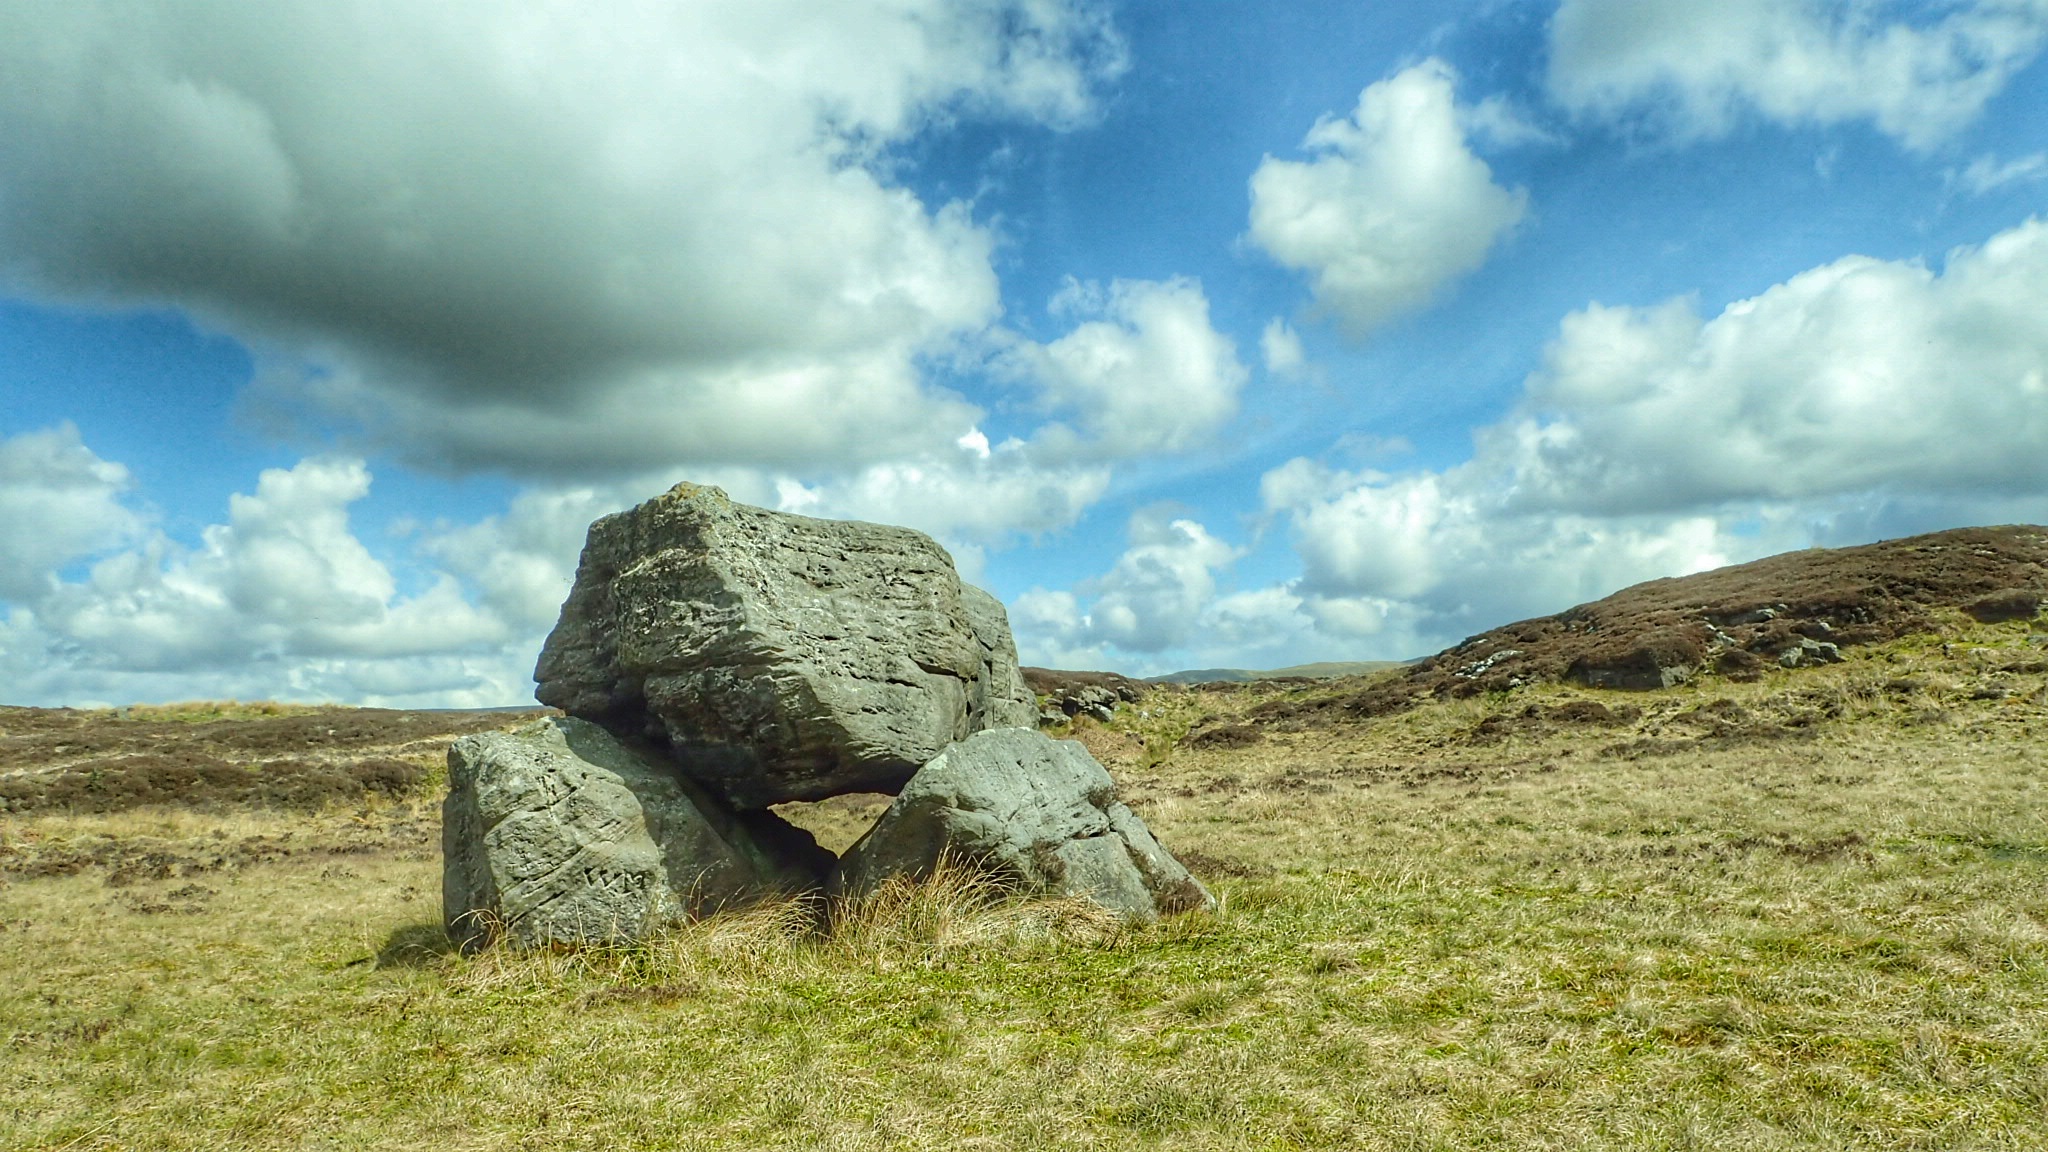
[0,429,1121,704]
[0,0,1124,477]
[1246,58,1527,337]
[1010,507,1355,673]
[772,442,1111,548]
[1549,0,2048,151]
[1011,507,1243,667]
[1497,216,2048,513]
[661,271,1253,549]
[36,457,506,673]
[0,446,592,707]
[1264,459,1736,642]
[0,424,138,599]
[1254,214,2048,656]
[419,485,627,638]
[1008,277,1249,459]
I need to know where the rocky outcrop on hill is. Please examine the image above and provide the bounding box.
[452,486,1202,948]
[1255,525,2048,725]
[535,483,1035,809]
[1022,667,1147,724]
[443,717,831,952]
[832,728,1212,921]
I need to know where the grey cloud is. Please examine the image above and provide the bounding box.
[0,0,1122,476]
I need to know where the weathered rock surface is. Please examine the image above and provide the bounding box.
[833,727,1214,922]
[534,483,1036,808]
[442,717,830,952]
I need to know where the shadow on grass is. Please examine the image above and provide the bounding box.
[376,921,458,969]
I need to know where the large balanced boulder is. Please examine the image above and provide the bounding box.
[833,727,1214,922]
[535,484,1036,809]
[442,717,831,952]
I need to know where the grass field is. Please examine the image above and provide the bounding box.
[3,625,2045,1149]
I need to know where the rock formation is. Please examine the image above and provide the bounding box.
[1022,667,1146,725]
[833,727,1213,922]
[448,485,1208,949]
[443,716,830,952]
[535,483,1035,809]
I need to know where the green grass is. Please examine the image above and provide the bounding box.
[3,635,2046,1149]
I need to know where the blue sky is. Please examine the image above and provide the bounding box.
[3,0,2047,706]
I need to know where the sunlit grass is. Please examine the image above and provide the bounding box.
[116,699,327,723]
[2,628,2045,1149]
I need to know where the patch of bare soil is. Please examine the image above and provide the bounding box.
[0,706,550,816]
[1254,525,2048,727]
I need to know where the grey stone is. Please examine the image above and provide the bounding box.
[832,727,1214,922]
[535,483,1036,808]
[442,717,830,952]
[1778,637,1844,668]
[1058,684,1122,722]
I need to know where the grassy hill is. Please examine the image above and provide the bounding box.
[3,536,2046,1149]
[1147,661,1405,685]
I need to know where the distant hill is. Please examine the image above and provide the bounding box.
[1250,525,2048,724]
[1148,661,1403,685]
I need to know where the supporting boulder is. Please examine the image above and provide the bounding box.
[442,717,830,952]
[833,727,1213,922]
[535,483,1036,808]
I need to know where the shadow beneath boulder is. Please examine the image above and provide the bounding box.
[376,921,457,969]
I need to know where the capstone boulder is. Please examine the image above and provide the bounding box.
[442,717,830,952]
[832,727,1214,922]
[534,483,1036,808]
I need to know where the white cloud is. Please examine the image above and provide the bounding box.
[37,458,505,672]
[1002,217,2048,677]
[1549,0,2048,151]
[1246,58,1528,337]
[1953,151,2048,195]
[1084,511,1240,652]
[0,1,1124,477]
[1460,94,1563,149]
[1251,214,2048,658]
[1011,277,1249,459]
[1264,459,1736,642]
[0,424,138,599]
[1260,318,1307,377]
[420,485,626,638]
[0,431,1120,703]
[761,438,1111,546]
[1011,507,1242,666]
[1499,216,2048,513]
[0,448,579,707]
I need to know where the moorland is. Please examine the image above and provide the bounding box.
[3,541,2045,1150]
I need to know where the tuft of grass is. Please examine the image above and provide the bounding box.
[117,699,324,723]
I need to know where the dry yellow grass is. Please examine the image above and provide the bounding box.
[2,626,2045,1149]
